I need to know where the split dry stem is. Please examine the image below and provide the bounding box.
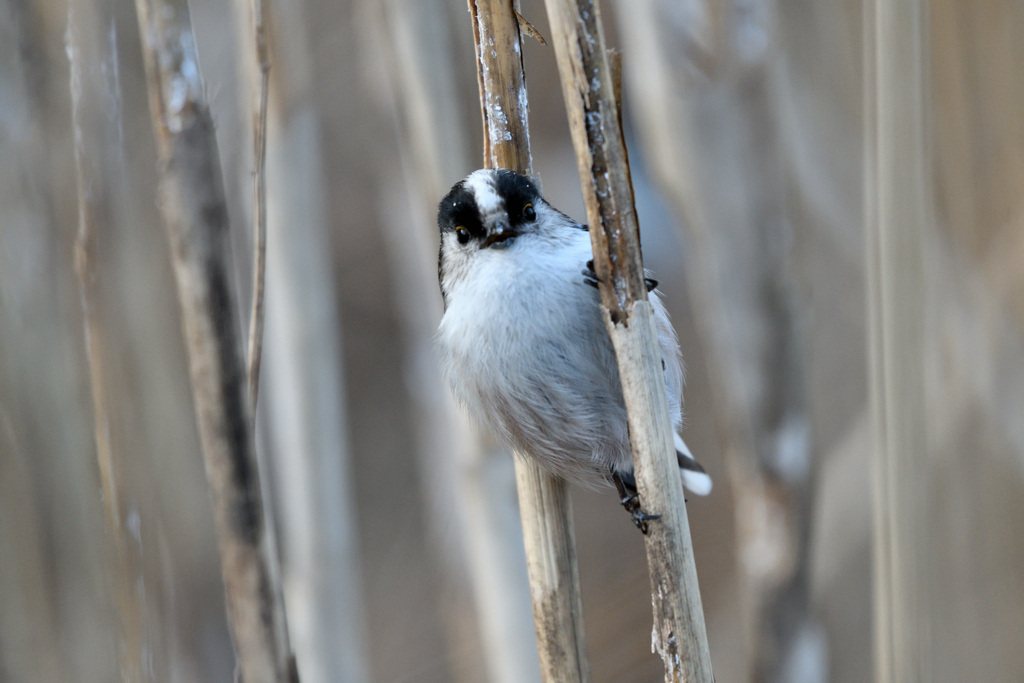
[541,0,714,679]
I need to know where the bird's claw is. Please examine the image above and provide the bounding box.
[585,261,658,294]
[631,510,661,534]
[621,493,660,533]
[582,259,602,289]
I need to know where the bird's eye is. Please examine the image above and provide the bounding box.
[456,227,470,244]
[522,203,536,221]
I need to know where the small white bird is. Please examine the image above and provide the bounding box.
[436,169,711,529]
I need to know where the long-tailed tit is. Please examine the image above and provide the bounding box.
[436,169,711,530]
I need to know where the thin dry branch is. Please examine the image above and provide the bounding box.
[541,0,714,680]
[246,0,270,412]
[468,1,590,681]
[131,1,295,681]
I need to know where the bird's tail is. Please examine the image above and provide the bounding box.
[675,432,712,496]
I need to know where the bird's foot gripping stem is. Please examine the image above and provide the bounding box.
[583,260,601,289]
[584,259,658,293]
[612,471,661,534]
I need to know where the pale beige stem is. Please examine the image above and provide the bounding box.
[233,0,295,670]
[541,0,714,680]
[245,0,269,412]
[865,0,931,680]
[67,3,146,678]
[515,459,590,682]
[611,2,804,676]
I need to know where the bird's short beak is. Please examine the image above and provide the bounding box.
[482,221,519,248]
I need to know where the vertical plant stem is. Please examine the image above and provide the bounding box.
[235,0,297,672]
[67,4,147,679]
[610,3,794,675]
[468,2,590,681]
[866,0,930,680]
[541,1,714,680]
[469,0,532,175]
[246,0,270,412]
[131,1,295,681]
[514,458,590,682]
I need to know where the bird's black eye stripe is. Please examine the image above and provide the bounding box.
[494,170,540,227]
[437,182,486,240]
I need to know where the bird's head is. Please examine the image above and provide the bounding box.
[437,169,542,255]
[436,169,584,304]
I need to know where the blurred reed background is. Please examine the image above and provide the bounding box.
[1,0,1023,681]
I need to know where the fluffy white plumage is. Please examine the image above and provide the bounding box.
[436,169,711,496]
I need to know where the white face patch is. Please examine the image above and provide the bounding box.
[464,169,504,222]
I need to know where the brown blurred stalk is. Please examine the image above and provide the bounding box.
[132,0,295,681]
[375,0,540,681]
[542,1,714,680]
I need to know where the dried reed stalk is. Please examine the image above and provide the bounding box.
[541,1,714,680]
[865,0,930,679]
[67,4,145,678]
[513,457,590,683]
[611,2,799,676]
[235,0,296,671]
[246,0,270,412]
[132,1,295,681]
[468,1,590,680]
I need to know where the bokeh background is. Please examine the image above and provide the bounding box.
[2,0,1023,681]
